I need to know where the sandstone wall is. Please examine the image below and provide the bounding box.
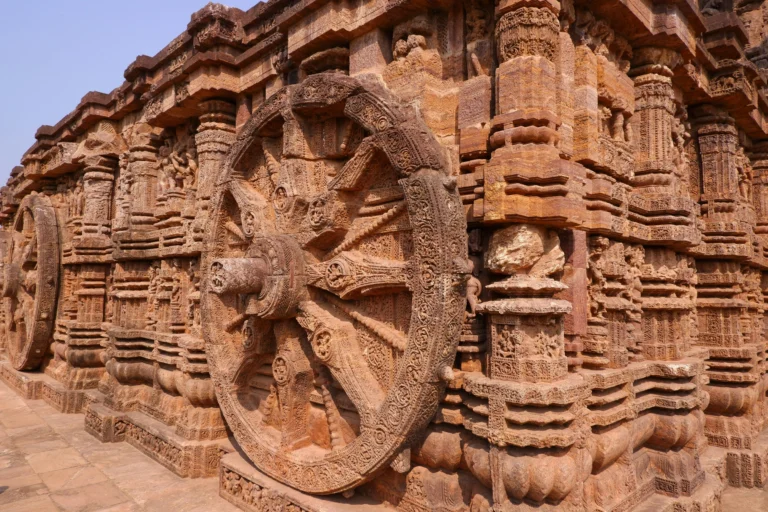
[3,0,768,510]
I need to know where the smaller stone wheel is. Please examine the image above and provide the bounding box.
[3,193,60,370]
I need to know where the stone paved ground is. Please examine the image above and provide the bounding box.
[722,486,768,511]
[0,380,241,512]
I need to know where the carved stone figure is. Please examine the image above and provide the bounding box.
[465,258,482,318]
[737,146,753,203]
[485,224,564,279]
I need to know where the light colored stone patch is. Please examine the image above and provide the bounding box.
[39,465,109,492]
[25,447,86,474]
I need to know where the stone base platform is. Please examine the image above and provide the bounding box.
[220,452,394,512]
[84,390,232,478]
[0,360,86,413]
[216,451,726,512]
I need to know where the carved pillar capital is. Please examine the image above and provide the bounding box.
[495,3,560,64]
[630,47,682,78]
[633,73,675,112]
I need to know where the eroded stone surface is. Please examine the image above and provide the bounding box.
[5,0,768,511]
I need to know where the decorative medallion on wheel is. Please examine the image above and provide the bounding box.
[2,193,60,370]
[201,73,468,494]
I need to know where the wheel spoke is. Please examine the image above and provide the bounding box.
[307,250,410,300]
[321,293,406,352]
[297,300,386,429]
[316,368,356,450]
[325,202,406,260]
[272,320,314,451]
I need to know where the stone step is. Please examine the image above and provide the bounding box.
[84,390,233,478]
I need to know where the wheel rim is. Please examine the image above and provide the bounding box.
[4,193,60,371]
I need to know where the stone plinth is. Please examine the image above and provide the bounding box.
[220,452,394,512]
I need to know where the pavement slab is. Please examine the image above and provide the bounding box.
[0,380,241,511]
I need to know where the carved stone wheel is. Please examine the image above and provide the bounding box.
[202,73,468,494]
[2,193,60,370]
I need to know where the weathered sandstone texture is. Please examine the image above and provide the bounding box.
[5,0,768,510]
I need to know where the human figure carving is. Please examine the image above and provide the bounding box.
[737,147,753,203]
[624,245,644,357]
[466,258,482,318]
[71,178,85,217]
[158,143,175,196]
[146,262,160,329]
[588,236,609,321]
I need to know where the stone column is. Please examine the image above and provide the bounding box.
[80,159,116,242]
[695,108,740,215]
[195,99,236,208]
[692,106,756,451]
[468,224,587,509]
[631,48,680,195]
[494,0,560,120]
[625,48,695,362]
[483,0,585,226]
[126,124,161,231]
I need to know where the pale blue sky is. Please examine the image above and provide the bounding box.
[0,0,258,186]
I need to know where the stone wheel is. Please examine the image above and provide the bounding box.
[3,193,60,370]
[201,73,467,494]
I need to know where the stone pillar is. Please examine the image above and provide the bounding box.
[483,0,585,226]
[126,124,161,231]
[622,49,694,363]
[494,0,560,119]
[195,99,236,208]
[631,48,680,194]
[46,151,117,397]
[469,224,587,509]
[80,160,115,242]
[692,106,756,451]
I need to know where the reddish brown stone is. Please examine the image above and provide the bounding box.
[6,0,768,510]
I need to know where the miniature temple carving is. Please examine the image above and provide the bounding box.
[5,1,768,511]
